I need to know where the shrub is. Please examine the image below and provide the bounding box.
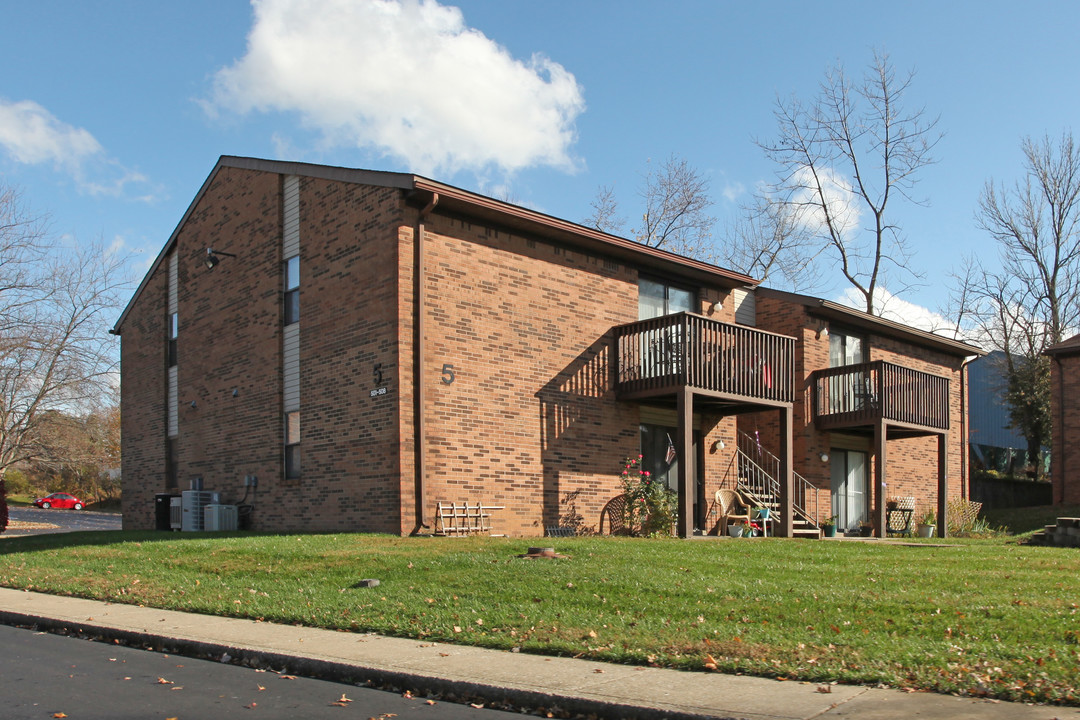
[620,456,676,537]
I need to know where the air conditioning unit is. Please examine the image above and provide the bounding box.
[181,490,220,531]
[204,504,238,532]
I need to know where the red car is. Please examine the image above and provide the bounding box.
[33,493,85,510]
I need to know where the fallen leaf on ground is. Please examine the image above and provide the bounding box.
[817,685,832,694]
[52,714,67,719]
[280,674,297,680]
[156,677,174,685]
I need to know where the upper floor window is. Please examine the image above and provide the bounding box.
[167,312,178,367]
[284,255,300,325]
[638,278,694,320]
[829,329,865,367]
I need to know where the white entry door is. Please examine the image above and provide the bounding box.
[830,450,868,532]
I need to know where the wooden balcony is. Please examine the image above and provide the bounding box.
[811,360,950,433]
[613,312,794,407]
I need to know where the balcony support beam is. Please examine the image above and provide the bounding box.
[874,418,887,538]
[778,405,794,538]
[676,387,694,539]
[937,433,948,538]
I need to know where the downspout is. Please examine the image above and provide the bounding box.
[413,191,439,534]
[960,355,977,499]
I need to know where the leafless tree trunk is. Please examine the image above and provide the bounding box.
[0,184,125,481]
[585,155,716,260]
[755,51,940,314]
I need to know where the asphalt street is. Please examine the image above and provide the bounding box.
[4,506,123,536]
[0,623,524,720]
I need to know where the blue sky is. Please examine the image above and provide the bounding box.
[2,0,1079,328]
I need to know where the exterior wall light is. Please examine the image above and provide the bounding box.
[820,452,830,463]
[205,248,238,269]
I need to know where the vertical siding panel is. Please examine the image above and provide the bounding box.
[167,366,178,437]
[283,324,300,411]
[282,175,300,258]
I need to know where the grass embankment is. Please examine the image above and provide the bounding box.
[981,503,1080,535]
[1,532,1077,705]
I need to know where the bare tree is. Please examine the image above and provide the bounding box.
[0,185,126,485]
[950,132,1080,470]
[723,193,825,291]
[757,51,941,314]
[585,155,716,260]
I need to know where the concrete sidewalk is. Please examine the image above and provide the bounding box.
[0,587,1074,720]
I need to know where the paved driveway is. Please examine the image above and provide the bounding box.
[3,506,122,537]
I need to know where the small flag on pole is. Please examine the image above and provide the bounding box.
[665,434,677,465]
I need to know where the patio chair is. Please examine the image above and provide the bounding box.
[714,488,751,536]
[599,494,630,535]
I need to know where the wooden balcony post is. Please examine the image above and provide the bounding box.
[937,432,948,538]
[779,405,794,538]
[677,386,694,538]
[874,418,887,538]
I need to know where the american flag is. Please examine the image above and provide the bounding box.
[665,434,677,465]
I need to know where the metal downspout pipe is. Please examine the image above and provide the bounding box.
[414,192,438,534]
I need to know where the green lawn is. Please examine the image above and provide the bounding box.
[1,532,1077,705]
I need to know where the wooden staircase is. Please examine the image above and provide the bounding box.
[736,431,822,539]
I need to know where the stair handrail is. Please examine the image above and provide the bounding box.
[737,430,820,527]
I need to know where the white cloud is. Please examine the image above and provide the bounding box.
[207,0,585,177]
[0,98,102,169]
[785,166,861,240]
[721,181,745,203]
[0,98,154,199]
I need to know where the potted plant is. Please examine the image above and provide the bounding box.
[858,519,874,537]
[916,510,936,538]
[820,515,838,538]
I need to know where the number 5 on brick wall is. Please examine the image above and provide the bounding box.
[373,363,383,385]
[440,364,455,385]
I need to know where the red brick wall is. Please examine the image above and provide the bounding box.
[1050,354,1080,504]
[121,168,404,532]
[119,257,168,529]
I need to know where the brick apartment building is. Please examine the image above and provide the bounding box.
[113,156,981,538]
[1045,335,1080,505]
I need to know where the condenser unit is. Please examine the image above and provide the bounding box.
[181,490,220,531]
[204,504,238,532]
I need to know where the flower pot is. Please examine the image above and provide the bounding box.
[859,525,873,537]
[821,524,836,538]
[727,525,744,538]
[754,508,770,520]
[916,523,936,538]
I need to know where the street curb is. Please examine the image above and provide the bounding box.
[0,609,727,720]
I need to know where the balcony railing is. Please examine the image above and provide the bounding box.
[614,313,794,404]
[812,360,950,431]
